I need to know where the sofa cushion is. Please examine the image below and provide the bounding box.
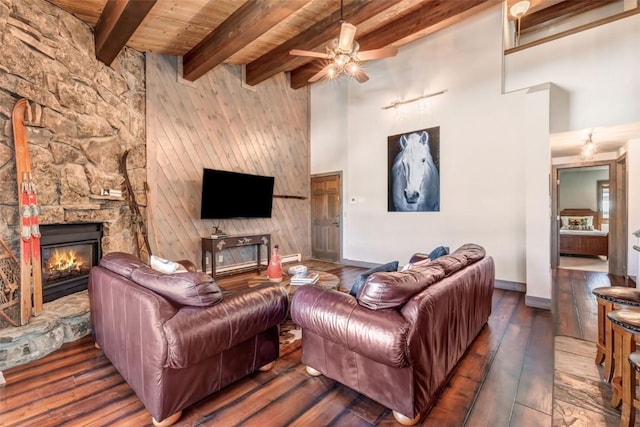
[350,261,399,297]
[99,252,147,279]
[356,263,446,310]
[430,244,486,277]
[455,243,486,263]
[432,253,468,277]
[131,265,222,307]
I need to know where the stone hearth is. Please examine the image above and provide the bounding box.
[0,290,90,377]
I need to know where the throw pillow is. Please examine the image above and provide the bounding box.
[131,266,222,307]
[350,261,399,297]
[150,255,188,274]
[428,245,449,260]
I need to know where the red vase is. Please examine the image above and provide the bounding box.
[267,245,283,282]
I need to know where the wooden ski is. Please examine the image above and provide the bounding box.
[26,173,42,316]
[12,98,43,324]
[121,149,152,261]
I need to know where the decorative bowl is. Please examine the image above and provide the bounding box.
[288,264,308,277]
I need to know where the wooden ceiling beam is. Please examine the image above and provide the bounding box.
[520,0,617,32]
[289,0,494,89]
[183,0,312,82]
[244,0,404,87]
[95,0,156,66]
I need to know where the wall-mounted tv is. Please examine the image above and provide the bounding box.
[200,168,275,219]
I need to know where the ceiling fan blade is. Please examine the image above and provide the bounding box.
[289,49,331,59]
[308,64,333,83]
[354,70,369,83]
[357,46,398,61]
[337,22,356,52]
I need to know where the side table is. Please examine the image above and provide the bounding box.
[202,234,270,278]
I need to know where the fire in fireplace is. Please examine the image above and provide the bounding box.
[40,223,103,303]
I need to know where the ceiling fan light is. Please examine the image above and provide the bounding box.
[509,0,530,18]
[346,61,360,76]
[580,134,598,160]
[327,65,338,79]
[335,54,349,67]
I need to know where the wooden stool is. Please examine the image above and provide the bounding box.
[627,352,640,427]
[592,287,640,382]
[607,309,640,426]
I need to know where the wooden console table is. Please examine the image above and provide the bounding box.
[201,234,270,278]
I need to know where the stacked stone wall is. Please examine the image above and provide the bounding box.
[0,0,146,327]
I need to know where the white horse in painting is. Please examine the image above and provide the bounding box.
[391,131,440,211]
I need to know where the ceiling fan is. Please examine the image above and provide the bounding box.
[289,10,398,83]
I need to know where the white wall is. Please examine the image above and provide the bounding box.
[626,139,640,280]
[310,5,640,303]
[559,168,609,211]
[505,13,640,132]
[311,7,545,289]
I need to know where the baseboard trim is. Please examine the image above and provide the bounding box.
[525,295,551,311]
[495,279,526,292]
[341,258,380,269]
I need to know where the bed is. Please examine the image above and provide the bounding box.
[559,209,608,258]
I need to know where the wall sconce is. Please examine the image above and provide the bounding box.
[382,90,447,110]
[510,0,530,46]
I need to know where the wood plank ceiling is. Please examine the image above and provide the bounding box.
[46,0,617,89]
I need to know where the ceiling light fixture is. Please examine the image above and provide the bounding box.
[289,0,397,83]
[509,0,530,46]
[581,131,598,160]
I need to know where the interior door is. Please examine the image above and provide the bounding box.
[311,173,341,262]
[612,154,627,276]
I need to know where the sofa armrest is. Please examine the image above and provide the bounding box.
[89,266,178,407]
[162,283,289,368]
[290,285,410,368]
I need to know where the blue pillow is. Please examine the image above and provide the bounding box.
[428,246,449,260]
[350,261,399,297]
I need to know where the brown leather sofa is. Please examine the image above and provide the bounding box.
[290,244,494,425]
[89,252,288,426]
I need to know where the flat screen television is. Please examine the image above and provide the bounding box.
[200,168,275,219]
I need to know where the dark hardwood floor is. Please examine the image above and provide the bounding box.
[552,267,635,425]
[0,261,554,426]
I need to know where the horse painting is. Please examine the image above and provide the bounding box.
[390,130,440,211]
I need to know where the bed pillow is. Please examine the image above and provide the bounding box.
[561,216,594,228]
[350,261,399,297]
[566,216,593,228]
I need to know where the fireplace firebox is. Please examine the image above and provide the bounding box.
[40,223,103,303]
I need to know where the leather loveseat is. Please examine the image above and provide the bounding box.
[89,252,288,426]
[290,243,494,425]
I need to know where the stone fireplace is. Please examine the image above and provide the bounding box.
[0,0,147,330]
[0,0,148,376]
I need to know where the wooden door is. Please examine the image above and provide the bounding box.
[611,154,627,276]
[311,174,341,262]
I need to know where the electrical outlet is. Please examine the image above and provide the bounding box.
[218,255,224,263]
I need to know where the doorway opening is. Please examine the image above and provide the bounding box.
[310,173,342,262]
[551,157,627,275]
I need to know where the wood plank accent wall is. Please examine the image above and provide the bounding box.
[146,54,311,268]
